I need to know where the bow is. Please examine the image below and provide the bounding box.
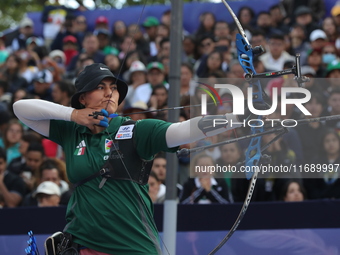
[207,1,308,254]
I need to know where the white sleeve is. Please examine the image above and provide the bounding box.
[165,114,241,148]
[13,99,75,137]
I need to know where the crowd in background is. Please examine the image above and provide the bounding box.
[1,0,340,208]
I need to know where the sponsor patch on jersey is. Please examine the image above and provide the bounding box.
[105,139,113,153]
[115,124,134,140]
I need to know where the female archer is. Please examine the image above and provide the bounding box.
[14,63,241,255]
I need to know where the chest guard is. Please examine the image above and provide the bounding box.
[101,120,153,185]
[73,120,153,188]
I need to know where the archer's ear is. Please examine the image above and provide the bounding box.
[79,94,85,105]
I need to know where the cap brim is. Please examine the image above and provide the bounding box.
[71,74,128,109]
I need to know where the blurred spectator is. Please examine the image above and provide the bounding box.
[0,54,28,94]
[127,23,150,57]
[310,29,328,51]
[282,0,325,24]
[123,50,147,76]
[269,4,289,33]
[142,17,160,57]
[34,181,61,207]
[11,17,37,52]
[16,47,40,85]
[74,15,88,44]
[180,153,230,204]
[0,120,23,164]
[131,62,167,105]
[260,132,298,201]
[161,9,171,28]
[322,17,338,44]
[52,80,75,107]
[94,29,119,56]
[156,23,170,40]
[51,13,80,51]
[28,69,54,101]
[0,33,9,67]
[148,84,168,120]
[182,35,199,66]
[122,101,152,121]
[304,130,340,199]
[259,33,295,71]
[280,180,306,202]
[62,35,79,67]
[216,142,242,189]
[256,11,282,39]
[325,60,340,94]
[195,35,216,77]
[8,132,42,175]
[110,20,127,50]
[321,44,338,68]
[293,6,320,40]
[67,33,105,73]
[21,143,45,193]
[250,30,268,53]
[295,93,327,164]
[49,49,67,74]
[197,50,223,78]
[214,21,230,41]
[0,80,11,111]
[306,49,324,78]
[180,63,196,97]
[323,89,340,131]
[104,54,121,77]
[0,147,26,207]
[151,152,167,185]
[230,6,255,35]
[331,4,340,27]
[148,171,165,203]
[23,158,72,207]
[41,0,71,48]
[124,60,147,106]
[149,37,170,63]
[118,35,137,61]
[94,16,109,30]
[288,24,310,65]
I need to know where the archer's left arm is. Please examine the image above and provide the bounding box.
[166,114,241,148]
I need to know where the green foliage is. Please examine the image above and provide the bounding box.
[0,0,195,31]
[0,0,43,32]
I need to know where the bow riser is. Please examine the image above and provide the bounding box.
[236,33,265,180]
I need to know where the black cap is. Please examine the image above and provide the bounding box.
[295,6,312,16]
[71,63,128,109]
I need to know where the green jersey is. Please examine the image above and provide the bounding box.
[49,116,178,254]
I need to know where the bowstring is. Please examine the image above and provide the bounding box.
[104,0,149,112]
[101,0,171,254]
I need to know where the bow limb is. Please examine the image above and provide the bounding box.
[207,1,266,254]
